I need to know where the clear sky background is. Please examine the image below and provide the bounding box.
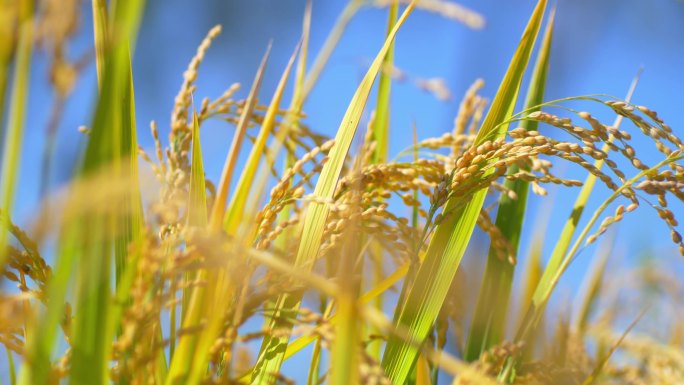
[3,0,684,379]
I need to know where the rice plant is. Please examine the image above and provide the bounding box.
[1,1,683,384]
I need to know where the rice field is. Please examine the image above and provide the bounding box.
[1,1,683,384]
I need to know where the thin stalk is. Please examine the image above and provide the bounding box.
[582,308,648,385]
[305,339,323,385]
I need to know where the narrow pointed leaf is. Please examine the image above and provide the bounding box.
[209,46,270,231]
[249,4,416,383]
[464,10,554,361]
[223,43,298,233]
[0,12,32,269]
[188,112,208,227]
[166,114,212,384]
[371,0,398,164]
[19,1,146,383]
[381,2,547,383]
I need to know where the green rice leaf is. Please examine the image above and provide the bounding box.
[173,110,207,367]
[164,110,207,384]
[18,1,146,383]
[115,46,145,288]
[188,112,208,227]
[371,0,398,164]
[249,4,416,383]
[381,2,547,383]
[72,36,145,385]
[295,0,412,278]
[0,9,32,270]
[464,9,554,361]
[367,0,399,362]
[167,270,217,385]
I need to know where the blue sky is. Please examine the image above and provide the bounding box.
[2,0,684,380]
[34,0,682,291]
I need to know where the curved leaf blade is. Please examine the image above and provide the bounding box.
[249,4,416,383]
[381,2,548,383]
[464,10,554,361]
